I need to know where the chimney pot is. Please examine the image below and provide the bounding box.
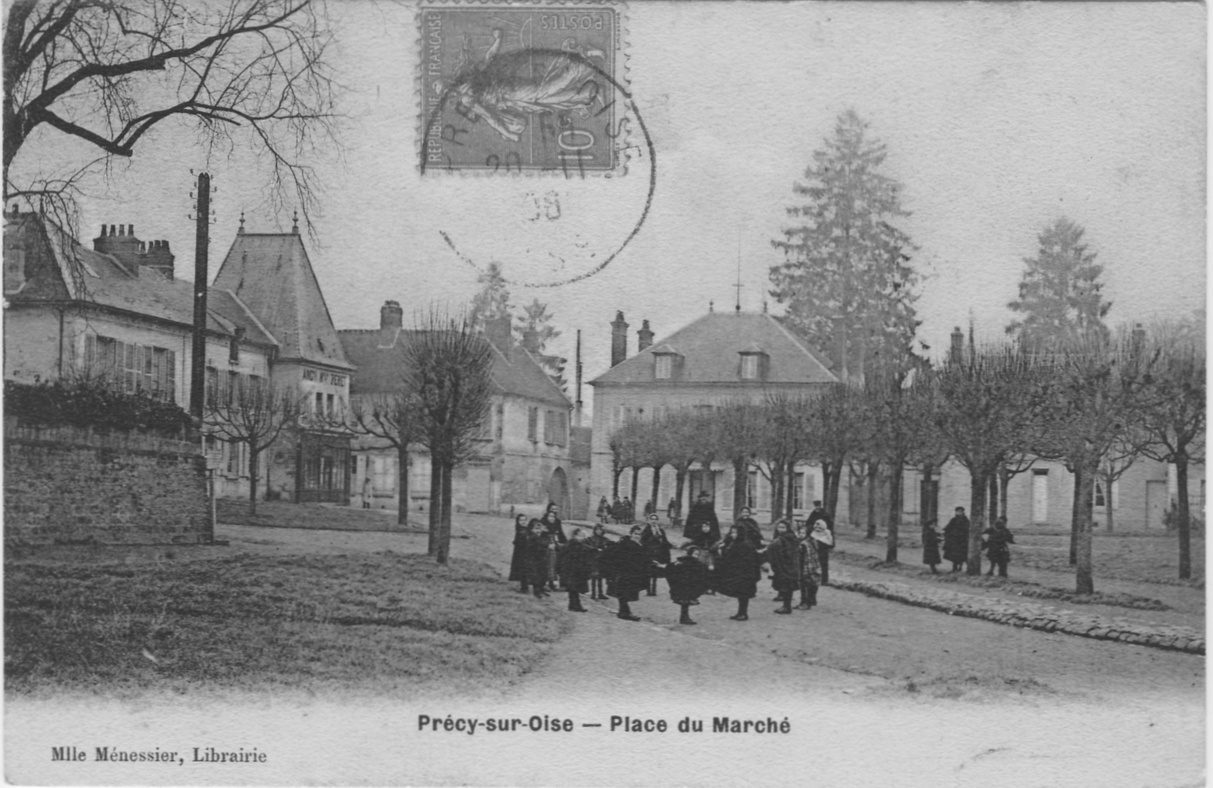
[379,299,403,331]
[637,319,654,352]
[128,224,134,236]
[109,224,117,236]
[100,224,107,237]
[610,311,629,367]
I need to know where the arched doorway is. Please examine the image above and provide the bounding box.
[547,467,571,516]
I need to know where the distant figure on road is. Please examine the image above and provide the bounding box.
[661,546,711,625]
[597,496,610,524]
[667,496,680,525]
[508,513,531,593]
[557,528,593,612]
[806,501,834,585]
[640,513,673,596]
[611,496,623,524]
[524,519,551,598]
[982,516,1016,578]
[713,525,762,621]
[600,525,648,621]
[943,506,971,573]
[921,519,942,574]
[643,499,656,519]
[621,496,634,524]
[586,523,613,600]
[763,519,800,614]
[683,491,721,553]
[795,521,822,609]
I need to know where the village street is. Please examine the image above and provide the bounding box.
[193,512,1204,787]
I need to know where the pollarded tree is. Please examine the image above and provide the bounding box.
[350,382,423,527]
[404,307,495,565]
[805,383,863,521]
[1133,319,1205,579]
[1006,218,1112,353]
[716,400,766,520]
[4,0,339,236]
[770,109,921,385]
[204,375,302,516]
[933,342,1046,576]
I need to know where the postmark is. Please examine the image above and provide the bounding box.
[420,4,625,175]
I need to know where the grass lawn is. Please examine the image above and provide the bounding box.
[216,499,425,533]
[5,550,570,698]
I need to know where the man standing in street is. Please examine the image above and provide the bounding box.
[806,500,835,585]
[943,506,971,573]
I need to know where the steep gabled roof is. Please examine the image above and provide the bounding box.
[339,328,571,408]
[590,311,836,386]
[5,213,276,346]
[213,232,352,369]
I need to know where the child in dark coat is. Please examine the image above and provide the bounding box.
[662,546,711,625]
[586,524,613,600]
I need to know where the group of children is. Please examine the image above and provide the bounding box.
[922,506,1016,576]
[508,500,837,625]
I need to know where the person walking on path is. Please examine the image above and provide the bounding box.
[763,519,800,615]
[794,521,822,609]
[508,513,531,593]
[806,501,835,585]
[586,523,613,600]
[943,506,971,573]
[622,496,635,525]
[735,507,765,549]
[982,516,1015,578]
[640,513,673,596]
[713,525,762,621]
[809,519,834,589]
[557,528,594,612]
[597,496,611,525]
[667,496,681,526]
[661,546,711,625]
[600,525,648,621]
[524,519,551,598]
[683,491,721,554]
[644,499,656,519]
[611,496,623,524]
[921,519,942,574]
[541,505,568,591]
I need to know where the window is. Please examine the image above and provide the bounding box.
[326,393,334,418]
[741,354,759,380]
[746,470,759,511]
[1093,481,1106,508]
[1093,480,1120,510]
[544,409,568,446]
[655,354,672,379]
[205,367,219,406]
[315,392,324,415]
[792,472,805,510]
[84,334,176,402]
[372,455,397,492]
[528,406,539,441]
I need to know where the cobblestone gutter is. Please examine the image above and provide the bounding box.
[834,577,1205,656]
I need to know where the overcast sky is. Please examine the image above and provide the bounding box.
[55,2,1206,398]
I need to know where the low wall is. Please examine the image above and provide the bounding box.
[4,422,212,545]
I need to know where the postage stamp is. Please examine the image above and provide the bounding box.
[419,4,625,175]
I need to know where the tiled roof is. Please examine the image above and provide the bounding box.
[590,311,836,386]
[6,214,275,346]
[339,328,571,408]
[212,233,352,369]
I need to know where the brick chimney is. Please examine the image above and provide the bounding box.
[142,239,174,279]
[485,315,512,359]
[93,224,174,279]
[380,300,403,331]
[949,326,964,362]
[637,319,654,352]
[610,311,628,367]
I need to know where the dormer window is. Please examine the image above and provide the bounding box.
[650,343,682,381]
[738,343,769,381]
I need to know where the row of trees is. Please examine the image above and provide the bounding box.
[608,322,1204,592]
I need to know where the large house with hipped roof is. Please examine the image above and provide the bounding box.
[339,306,578,518]
[3,207,353,505]
[589,307,843,524]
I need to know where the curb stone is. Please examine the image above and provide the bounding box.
[834,577,1204,656]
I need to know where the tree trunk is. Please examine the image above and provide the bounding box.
[1069,465,1081,566]
[248,444,260,517]
[987,472,999,525]
[612,466,622,499]
[630,466,640,505]
[998,465,1011,521]
[1176,455,1192,580]
[1103,468,1115,534]
[865,462,879,539]
[436,461,453,565]
[397,443,410,527]
[786,462,797,523]
[1072,461,1096,594]
[770,463,784,525]
[650,464,662,517]
[428,457,442,556]
[886,461,903,563]
[967,471,987,575]
[673,465,688,526]
[732,457,747,520]
[825,461,843,521]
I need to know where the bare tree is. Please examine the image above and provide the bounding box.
[404,307,495,565]
[350,386,422,527]
[204,374,301,516]
[1133,320,1205,579]
[805,384,862,521]
[3,0,339,235]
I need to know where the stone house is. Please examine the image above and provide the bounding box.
[339,305,574,518]
[588,307,840,524]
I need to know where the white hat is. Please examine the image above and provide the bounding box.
[811,522,834,546]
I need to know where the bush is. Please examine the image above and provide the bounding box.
[4,378,194,438]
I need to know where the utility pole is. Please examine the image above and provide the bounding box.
[189,172,211,422]
[574,329,583,426]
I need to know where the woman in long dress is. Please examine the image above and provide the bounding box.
[712,525,762,621]
[507,513,530,593]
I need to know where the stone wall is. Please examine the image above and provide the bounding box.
[4,422,212,545]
